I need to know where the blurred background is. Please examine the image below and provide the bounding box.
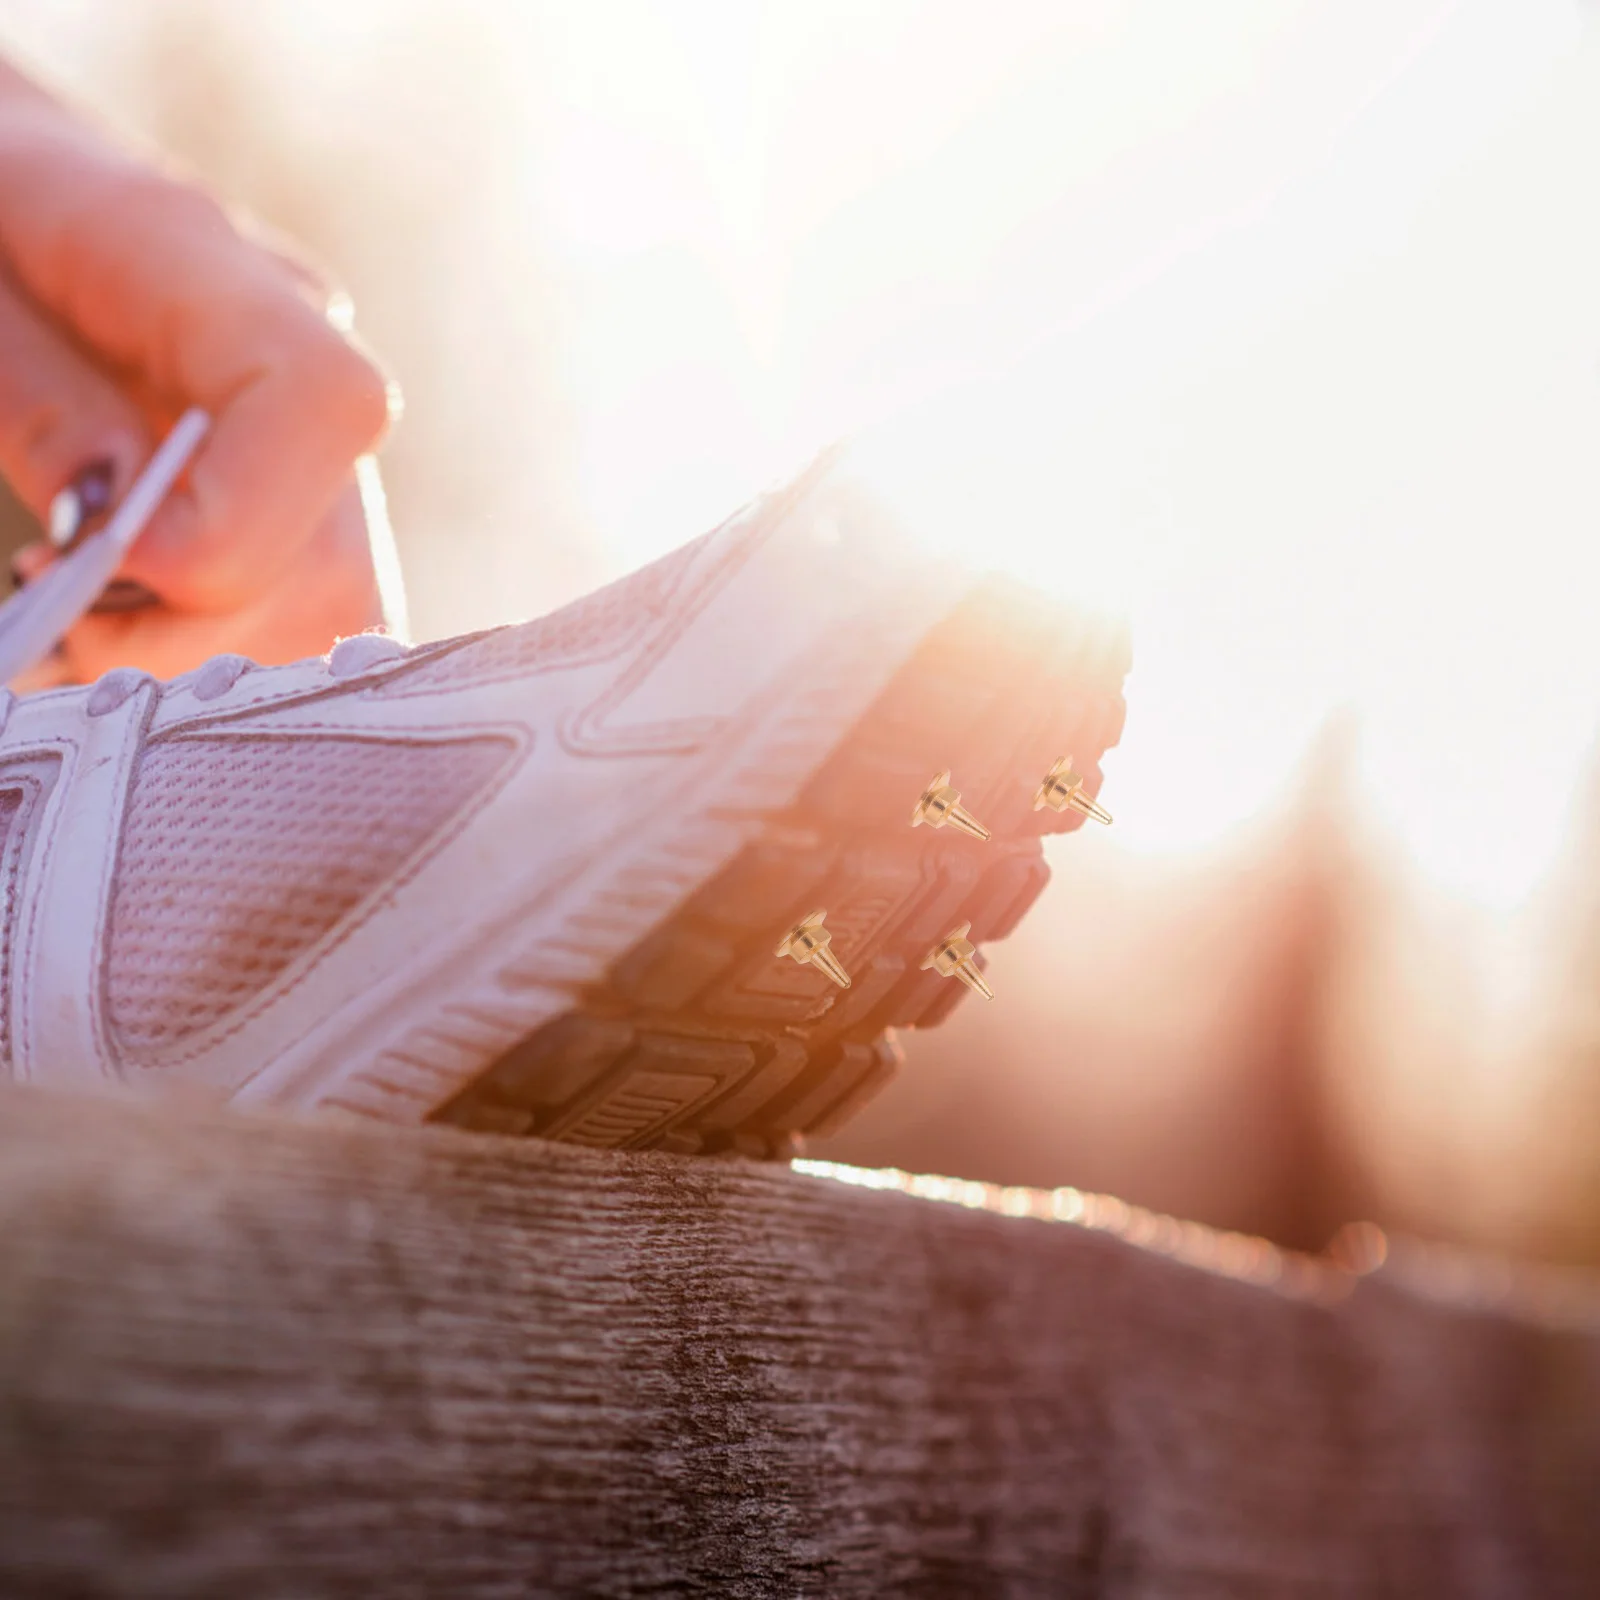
[2,0,1598,1262]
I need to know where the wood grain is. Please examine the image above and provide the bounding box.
[0,1083,1594,1597]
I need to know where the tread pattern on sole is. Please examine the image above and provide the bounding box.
[431,579,1128,1157]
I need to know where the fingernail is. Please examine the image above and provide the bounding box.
[47,459,118,550]
[88,579,162,615]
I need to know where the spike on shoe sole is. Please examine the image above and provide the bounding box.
[1033,755,1112,825]
[911,770,991,841]
[775,909,853,989]
[920,921,994,1000]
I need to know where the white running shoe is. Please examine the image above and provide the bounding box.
[0,452,1127,1155]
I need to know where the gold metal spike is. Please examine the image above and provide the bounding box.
[910,770,991,841]
[1033,755,1112,825]
[919,921,994,1000]
[775,909,852,989]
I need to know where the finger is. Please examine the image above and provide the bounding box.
[239,215,354,325]
[54,477,383,683]
[0,266,150,525]
[0,134,396,612]
[118,310,395,611]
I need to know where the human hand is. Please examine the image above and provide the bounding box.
[0,57,399,688]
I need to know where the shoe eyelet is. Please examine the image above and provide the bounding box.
[86,667,153,717]
[328,633,409,680]
[191,654,254,703]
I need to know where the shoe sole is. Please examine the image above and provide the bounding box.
[430,576,1128,1156]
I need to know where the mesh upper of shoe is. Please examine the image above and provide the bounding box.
[106,733,512,1068]
[379,530,713,695]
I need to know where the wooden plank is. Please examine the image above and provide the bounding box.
[0,1083,1594,1597]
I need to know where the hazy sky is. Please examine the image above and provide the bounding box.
[533,1,1599,906]
[2,0,1595,908]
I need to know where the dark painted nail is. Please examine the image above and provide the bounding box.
[47,459,118,551]
[9,556,27,593]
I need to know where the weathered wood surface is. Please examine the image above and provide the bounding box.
[0,1085,1595,1598]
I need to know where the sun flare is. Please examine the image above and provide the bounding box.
[531,0,1598,911]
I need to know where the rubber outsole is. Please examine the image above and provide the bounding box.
[431,577,1128,1156]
